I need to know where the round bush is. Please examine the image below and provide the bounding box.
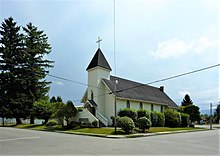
[46,119,58,127]
[137,109,147,118]
[181,113,190,127]
[117,116,135,134]
[118,108,137,122]
[164,109,181,127]
[156,112,165,127]
[137,117,152,132]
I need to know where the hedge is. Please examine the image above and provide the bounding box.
[118,108,137,122]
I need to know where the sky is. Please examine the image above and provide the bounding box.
[1,0,219,112]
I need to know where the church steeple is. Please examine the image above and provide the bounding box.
[86,48,112,71]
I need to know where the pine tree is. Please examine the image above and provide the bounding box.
[0,17,54,125]
[23,23,54,123]
[0,17,27,124]
[181,94,193,106]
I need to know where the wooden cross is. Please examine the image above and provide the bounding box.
[96,37,102,48]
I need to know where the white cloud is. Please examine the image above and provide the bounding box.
[151,37,218,59]
[52,81,64,85]
[151,39,189,59]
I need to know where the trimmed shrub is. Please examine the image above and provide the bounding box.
[46,119,58,127]
[118,108,137,122]
[157,112,165,127]
[92,120,98,128]
[81,121,92,128]
[68,121,80,128]
[164,109,181,127]
[151,111,158,127]
[146,110,151,120]
[181,113,190,127]
[117,116,135,134]
[137,117,152,132]
[137,109,147,118]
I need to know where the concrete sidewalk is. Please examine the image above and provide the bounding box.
[195,124,220,129]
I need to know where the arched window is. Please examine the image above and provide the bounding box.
[126,100,130,108]
[140,102,143,109]
[91,91,94,100]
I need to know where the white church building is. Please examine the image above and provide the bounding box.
[76,48,178,126]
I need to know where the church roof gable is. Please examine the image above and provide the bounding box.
[86,48,112,71]
[102,76,178,108]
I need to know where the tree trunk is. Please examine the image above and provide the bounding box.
[30,115,34,124]
[44,118,49,124]
[16,117,21,125]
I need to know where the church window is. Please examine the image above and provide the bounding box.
[126,100,130,108]
[140,102,143,109]
[91,91,94,100]
[151,104,154,111]
[161,105,164,113]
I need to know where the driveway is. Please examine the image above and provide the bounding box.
[0,127,219,155]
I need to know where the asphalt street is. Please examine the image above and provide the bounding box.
[0,127,219,155]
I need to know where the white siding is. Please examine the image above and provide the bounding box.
[104,86,114,126]
[87,67,110,116]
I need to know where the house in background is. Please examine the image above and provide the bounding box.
[78,48,178,126]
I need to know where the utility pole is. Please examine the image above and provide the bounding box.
[210,103,212,130]
[114,79,118,134]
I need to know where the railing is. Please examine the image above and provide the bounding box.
[96,111,108,126]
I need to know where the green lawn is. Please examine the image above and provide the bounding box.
[6,124,205,135]
[67,128,125,135]
[147,127,203,133]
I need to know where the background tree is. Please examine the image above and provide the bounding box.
[215,102,220,123]
[51,102,66,125]
[180,105,201,123]
[181,94,193,106]
[64,100,78,126]
[0,17,27,124]
[50,96,57,103]
[33,99,53,124]
[57,96,63,103]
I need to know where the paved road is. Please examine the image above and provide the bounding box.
[0,127,219,155]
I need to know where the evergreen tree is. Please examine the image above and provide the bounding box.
[50,96,57,103]
[181,94,193,106]
[23,23,54,123]
[0,17,27,124]
[57,96,63,102]
[0,17,54,125]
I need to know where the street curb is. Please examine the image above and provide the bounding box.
[5,126,210,139]
[57,128,209,139]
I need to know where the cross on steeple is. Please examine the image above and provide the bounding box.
[96,37,102,49]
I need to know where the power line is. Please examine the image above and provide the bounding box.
[74,63,220,103]
[114,63,220,93]
[48,74,107,91]
[0,62,108,91]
